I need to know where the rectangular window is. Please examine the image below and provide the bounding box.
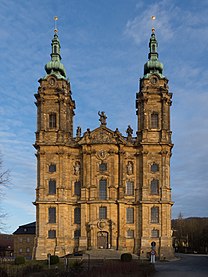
[48,207,56,223]
[126,208,134,224]
[151,112,159,129]
[49,113,56,128]
[151,207,159,223]
[151,229,159,238]
[99,207,107,219]
[127,229,134,238]
[150,179,159,195]
[49,164,56,173]
[49,179,56,194]
[99,179,107,200]
[74,207,81,224]
[48,230,56,239]
[126,181,134,195]
[74,181,81,196]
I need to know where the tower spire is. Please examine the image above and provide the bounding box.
[143,16,164,78]
[44,17,67,79]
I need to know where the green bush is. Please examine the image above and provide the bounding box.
[121,253,132,262]
[49,255,59,265]
[15,256,25,265]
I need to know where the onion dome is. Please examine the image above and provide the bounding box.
[44,31,67,79]
[144,29,164,78]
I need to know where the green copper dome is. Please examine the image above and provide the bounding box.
[144,30,164,78]
[44,32,67,79]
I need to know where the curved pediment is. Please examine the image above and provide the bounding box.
[78,126,126,145]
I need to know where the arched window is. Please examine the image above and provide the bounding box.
[151,207,159,223]
[150,179,159,195]
[151,112,159,129]
[74,207,81,224]
[49,113,57,128]
[49,179,56,194]
[126,181,134,195]
[99,179,107,200]
[151,163,159,173]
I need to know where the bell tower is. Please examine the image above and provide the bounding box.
[136,28,174,259]
[33,27,76,260]
[35,29,75,145]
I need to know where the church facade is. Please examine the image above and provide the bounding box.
[33,28,174,260]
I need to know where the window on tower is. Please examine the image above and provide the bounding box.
[49,179,56,194]
[49,163,56,173]
[126,208,134,224]
[74,181,81,196]
[150,179,159,195]
[151,229,159,238]
[99,179,107,200]
[151,163,159,173]
[49,113,57,128]
[48,207,56,223]
[99,206,107,219]
[151,206,159,223]
[127,229,134,238]
[74,207,81,224]
[151,112,159,129]
[48,229,56,239]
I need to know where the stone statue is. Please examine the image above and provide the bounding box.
[74,161,80,175]
[126,125,133,137]
[98,111,107,126]
[127,161,133,175]
[76,126,81,138]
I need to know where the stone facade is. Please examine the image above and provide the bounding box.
[33,29,174,260]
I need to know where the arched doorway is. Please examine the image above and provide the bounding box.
[97,231,108,249]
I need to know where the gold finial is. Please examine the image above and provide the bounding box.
[151,15,156,33]
[54,16,58,33]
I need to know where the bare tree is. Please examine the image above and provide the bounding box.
[0,154,10,229]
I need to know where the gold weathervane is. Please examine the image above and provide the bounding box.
[151,15,156,33]
[54,16,58,33]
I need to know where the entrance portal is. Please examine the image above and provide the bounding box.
[97,231,108,249]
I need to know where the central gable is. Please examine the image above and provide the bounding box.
[78,126,126,145]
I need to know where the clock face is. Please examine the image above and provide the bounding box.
[150,76,158,85]
[49,77,56,86]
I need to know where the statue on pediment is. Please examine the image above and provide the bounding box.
[98,111,107,126]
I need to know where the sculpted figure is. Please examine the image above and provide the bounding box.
[74,161,80,175]
[98,111,107,126]
[127,161,133,175]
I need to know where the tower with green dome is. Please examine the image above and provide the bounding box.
[136,28,174,259]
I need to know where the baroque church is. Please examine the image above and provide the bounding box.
[33,26,174,260]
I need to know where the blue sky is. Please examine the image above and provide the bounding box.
[0,0,208,233]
